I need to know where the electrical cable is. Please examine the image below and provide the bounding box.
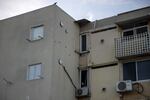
[133,82,150,100]
[133,82,144,94]
[58,59,77,90]
[61,64,77,90]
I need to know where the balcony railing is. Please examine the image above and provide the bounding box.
[115,32,150,59]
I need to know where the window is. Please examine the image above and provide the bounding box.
[137,61,150,80]
[123,60,150,81]
[122,21,148,37]
[30,25,44,41]
[80,70,88,88]
[80,34,87,52]
[123,62,136,81]
[123,30,134,37]
[27,63,42,80]
[136,26,148,35]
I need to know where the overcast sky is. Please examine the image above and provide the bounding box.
[0,0,150,21]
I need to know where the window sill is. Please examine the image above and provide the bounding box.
[132,79,150,84]
[80,50,90,55]
[27,77,44,81]
[27,79,40,81]
[26,37,44,42]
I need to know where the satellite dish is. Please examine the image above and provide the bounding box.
[58,59,63,65]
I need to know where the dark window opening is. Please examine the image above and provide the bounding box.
[81,70,88,87]
[123,62,136,81]
[123,30,134,37]
[81,35,87,52]
[136,27,148,35]
[137,60,150,80]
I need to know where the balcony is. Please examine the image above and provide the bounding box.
[115,33,150,59]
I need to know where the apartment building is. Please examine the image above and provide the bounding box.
[0,4,150,100]
[0,4,79,100]
[78,6,150,100]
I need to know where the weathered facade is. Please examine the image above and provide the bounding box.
[78,6,150,100]
[0,5,79,100]
[0,4,150,100]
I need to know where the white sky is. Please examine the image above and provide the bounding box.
[0,0,150,21]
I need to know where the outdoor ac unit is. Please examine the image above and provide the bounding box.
[76,87,90,97]
[116,80,132,92]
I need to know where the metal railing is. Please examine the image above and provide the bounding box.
[115,32,150,58]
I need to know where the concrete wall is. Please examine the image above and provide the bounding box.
[0,5,79,100]
[0,5,56,100]
[90,28,118,65]
[50,6,79,100]
[90,65,119,100]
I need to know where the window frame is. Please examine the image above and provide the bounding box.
[123,59,150,82]
[30,25,44,41]
[27,63,42,81]
[122,28,134,37]
[122,25,149,37]
[80,69,89,88]
[80,33,88,53]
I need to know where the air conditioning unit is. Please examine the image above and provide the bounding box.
[116,80,132,92]
[76,87,90,97]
